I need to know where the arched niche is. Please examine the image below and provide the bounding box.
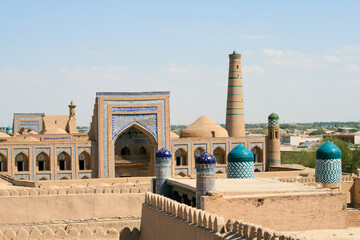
[213,147,226,164]
[194,147,205,158]
[175,148,187,166]
[114,124,156,177]
[79,151,92,170]
[15,152,29,172]
[251,146,263,163]
[36,152,50,171]
[58,152,71,171]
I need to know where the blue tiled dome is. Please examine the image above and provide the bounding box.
[316,141,341,159]
[6,126,12,130]
[195,152,216,164]
[155,148,172,158]
[228,144,254,163]
[232,49,238,54]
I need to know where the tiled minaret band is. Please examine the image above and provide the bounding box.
[225,50,245,137]
[155,148,172,196]
[268,113,281,167]
[227,144,254,179]
[195,152,216,209]
[315,141,342,189]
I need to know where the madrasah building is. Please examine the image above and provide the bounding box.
[0,51,281,181]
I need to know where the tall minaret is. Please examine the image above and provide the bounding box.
[267,113,281,167]
[225,50,245,137]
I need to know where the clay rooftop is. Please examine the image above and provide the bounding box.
[166,178,332,197]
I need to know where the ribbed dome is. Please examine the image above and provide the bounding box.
[180,115,228,138]
[156,148,172,158]
[316,141,341,159]
[228,144,254,163]
[195,152,216,164]
[268,113,279,120]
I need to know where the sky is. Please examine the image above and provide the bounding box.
[0,1,360,126]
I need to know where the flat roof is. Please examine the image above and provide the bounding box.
[167,178,330,197]
[96,91,170,97]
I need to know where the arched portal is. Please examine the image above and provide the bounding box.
[114,125,155,177]
[175,148,187,166]
[213,147,226,164]
[36,152,50,171]
[251,146,263,163]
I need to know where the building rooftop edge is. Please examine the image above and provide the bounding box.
[96,91,170,97]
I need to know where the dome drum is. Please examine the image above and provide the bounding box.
[227,144,254,179]
[315,142,342,184]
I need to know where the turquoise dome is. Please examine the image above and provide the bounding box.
[228,144,254,163]
[316,141,341,159]
[268,113,279,120]
[232,49,238,54]
[155,148,172,158]
[6,126,12,130]
[195,152,216,164]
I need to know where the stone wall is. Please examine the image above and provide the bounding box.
[0,224,140,240]
[203,191,347,231]
[141,192,306,240]
[0,188,146,224]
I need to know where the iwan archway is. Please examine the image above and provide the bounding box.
[114,124,156,177]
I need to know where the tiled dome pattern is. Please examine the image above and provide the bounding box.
[227,162,254,179]
[195,152,216,164]
[155,148,172,158]
[227,144,254,163]
[315,141,342,184]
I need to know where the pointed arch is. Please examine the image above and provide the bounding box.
[58,151,71,171]
[60,176,69,180]
[255,168,261,172]
[213,147,226,164]
[39,177,48,180]
[79,151,92,170]
[81,176,90,179]
[139,146,147,155]
[194,147,205,158]
[251,146,263,163]
[36,152,50,171]
[0,153,8,172]
[113,122,157,145]
[216,170,225,174]
[175,148,187,166]
[15,152,29,172]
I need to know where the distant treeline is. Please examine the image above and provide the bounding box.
[171,122,360,130]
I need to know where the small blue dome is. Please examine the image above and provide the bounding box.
[233,49,238,54]
[195,152,216,164]
[228,144,254,163]
[6,126,12,130]
[316,141,341,159]
[155,148,172,158]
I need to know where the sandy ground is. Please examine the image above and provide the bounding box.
[284,227,360,240]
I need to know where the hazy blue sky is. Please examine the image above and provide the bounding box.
[1,1,359,126]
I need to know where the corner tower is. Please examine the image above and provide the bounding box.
[267,113,281,167]
[225,50,245,137]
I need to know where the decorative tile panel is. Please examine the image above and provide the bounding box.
[174,168,188,176]
[227,162,254,179]
[14,148,29,156]
[14,174,30,180]
[56,147,71,156]
[315,158,342,183]
[215,166,227,173]
[113,106,157,112]
[0,149,7,157]
[36,173,51,181]
[250,142,263,150]
[174,144,188,152]
[194,144,207,151]
[78,147,91,155]
[78,172,92,179]
[57,173,72,180]
[118,169,134,176]
[213,143,226,151]
[43,137,71,141]
[35,148,50,156]
[112,114,157,140]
